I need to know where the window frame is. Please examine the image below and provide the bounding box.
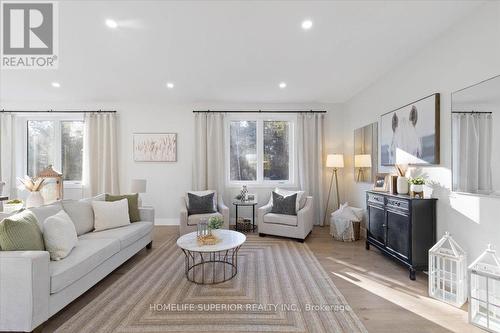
[22,114,84,187]
[225,113,296,188]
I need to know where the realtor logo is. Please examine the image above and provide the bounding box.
[1,1,58,69]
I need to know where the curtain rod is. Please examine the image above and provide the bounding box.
[452,111,492,114]
[0,109,116,113]
[193,110,326,113]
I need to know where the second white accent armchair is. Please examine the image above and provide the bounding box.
[258,196,314,242]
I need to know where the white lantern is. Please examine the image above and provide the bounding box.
[468,244,500,332]
[428,232,467,307]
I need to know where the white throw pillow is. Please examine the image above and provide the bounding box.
[92,199,130,232]
[271,188,306,213]
[43,210,78,261]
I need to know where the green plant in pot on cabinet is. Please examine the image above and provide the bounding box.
[409,177,426,198]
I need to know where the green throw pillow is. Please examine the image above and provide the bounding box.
[0,210,45,251]
[105,193,140,222]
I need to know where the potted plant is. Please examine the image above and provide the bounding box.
[3,199,24,213]
[208,216,224,231]
[409,177,426,198]
[18,176,45,208]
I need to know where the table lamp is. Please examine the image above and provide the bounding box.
[324,154,344,225]
[131,179,147,206]
[354,154,372,182]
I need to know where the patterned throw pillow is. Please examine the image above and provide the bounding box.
[271,191,298,216]
[0,210,45,251]
[187,192,216,215]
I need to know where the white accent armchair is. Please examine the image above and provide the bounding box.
[258,196,314,242]
[179,193,229,235]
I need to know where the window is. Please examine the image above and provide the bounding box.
[27,120,84,181]
[227,116,294,185]
[263,121,290,181]
[230,121,257,181]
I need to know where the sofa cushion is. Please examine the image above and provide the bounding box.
[92,199,130,232]
[0,210,45,251]
[185,190,217,212]
[272,188,306,212]
[79,221,153,250]
[187,192,216,215]
[105,193,140,222]
[187,212,222,226]
[263,213,298,227]
[271,192,297,216]
[43,210,78,261]
[28,202,63,231]
[62,199,94,235]
[49,238,120,293]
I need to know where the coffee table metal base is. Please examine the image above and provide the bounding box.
[181,246,241,284]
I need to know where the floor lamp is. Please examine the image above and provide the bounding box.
[323,154,344,226]
[355,154,372,182]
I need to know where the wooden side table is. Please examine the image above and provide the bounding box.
[232,200,257,232]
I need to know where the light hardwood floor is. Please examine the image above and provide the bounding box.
[41,226,479,333]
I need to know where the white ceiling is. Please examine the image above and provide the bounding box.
[0,0,484,105]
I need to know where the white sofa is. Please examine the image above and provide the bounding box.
[0,197,155,332]
[179,192,229,235]
[257,196,314,242]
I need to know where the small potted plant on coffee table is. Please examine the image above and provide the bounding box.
[208,216,224,234]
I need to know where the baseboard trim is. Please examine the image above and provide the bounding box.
[155,218,179,225]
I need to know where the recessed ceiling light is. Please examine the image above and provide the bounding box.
[166,82,174,89]
[301,19,313,30]
[279,82,287,89]
[51,82,60,88]
[105,19,118,29]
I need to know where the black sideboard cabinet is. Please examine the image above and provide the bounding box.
[365,190,437,280]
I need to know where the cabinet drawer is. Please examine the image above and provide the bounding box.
[368,193,385,205]
[387,198,409,211]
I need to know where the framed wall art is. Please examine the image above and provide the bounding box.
[133,133,177,162]
[380,93,440,166]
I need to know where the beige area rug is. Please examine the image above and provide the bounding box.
[56,234,367,333]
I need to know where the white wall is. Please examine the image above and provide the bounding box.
[122,102,345,225]
[341,1,500,262]
[1,101,344,225]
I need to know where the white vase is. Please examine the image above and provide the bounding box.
[26,192,44,208]
[397,176,409,195]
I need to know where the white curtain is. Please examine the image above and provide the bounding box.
[0,113,17,198]
[297,113,325,225]
[452,113,493,194]
[192,112,225,193]
[83,113,120,196]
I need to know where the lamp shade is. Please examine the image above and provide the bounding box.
[131,179,147,193]
[355,154,372,168]
[326,154,344,168]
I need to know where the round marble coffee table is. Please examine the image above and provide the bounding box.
[177,230,246,284]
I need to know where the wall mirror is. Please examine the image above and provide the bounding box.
[354,122,378,183]
[452,74,500,196]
